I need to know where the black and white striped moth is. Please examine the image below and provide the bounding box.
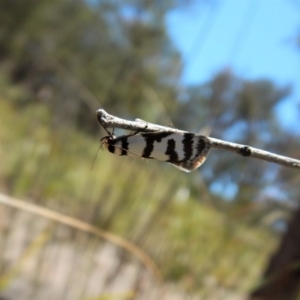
[100,130,211,172]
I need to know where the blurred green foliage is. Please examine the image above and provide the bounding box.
[0,0,299,297]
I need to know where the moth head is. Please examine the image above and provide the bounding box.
[100,136,111,151]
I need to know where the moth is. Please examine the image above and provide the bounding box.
[100,129,211,172]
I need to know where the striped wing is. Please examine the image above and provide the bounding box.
[102,132,211,172]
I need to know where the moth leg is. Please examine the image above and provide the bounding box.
[111,127,116,138]
[129,122,149,136]
[100,122,117,138]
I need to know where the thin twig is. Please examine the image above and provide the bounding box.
[96,109,300,170]
[0,193,162,282]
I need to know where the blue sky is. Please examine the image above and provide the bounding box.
[166,0,300,130]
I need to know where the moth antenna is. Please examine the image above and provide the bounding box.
[91,144,102,170]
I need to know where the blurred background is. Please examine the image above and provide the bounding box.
[0,0,299,299]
